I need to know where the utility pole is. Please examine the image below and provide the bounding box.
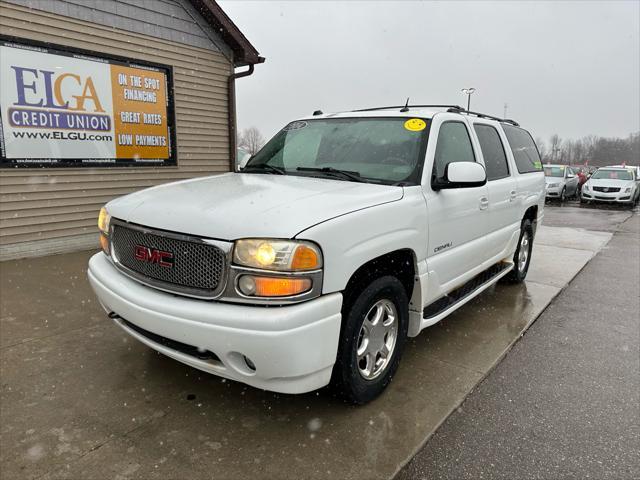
[461,88,476,111]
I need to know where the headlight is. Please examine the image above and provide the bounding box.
[547,183,559,188]
[98,207,111,255]
[583,184,590,191]
[233,239,322,271]
[624,187,632,193]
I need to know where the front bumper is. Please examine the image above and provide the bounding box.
[88,253,343,394]
[545,186,562,198]
[581,191,633,204]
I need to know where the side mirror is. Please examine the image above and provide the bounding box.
[567,173,575,178]
[432,162,487,190]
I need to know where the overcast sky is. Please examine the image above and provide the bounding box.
[220,1,640,145]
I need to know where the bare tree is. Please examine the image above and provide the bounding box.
[533,132,637,168]
[573,139,586,165]
[238,127,265,155]
[535,137,548,161]
[561,139,574,165]
[549,134,562,163]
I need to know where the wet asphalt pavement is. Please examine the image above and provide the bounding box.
[0,201,634,480]
[397,203,640,480]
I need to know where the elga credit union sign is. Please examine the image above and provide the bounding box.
[0,38,176,167]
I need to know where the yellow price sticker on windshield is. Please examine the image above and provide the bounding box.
[404,118,426,131]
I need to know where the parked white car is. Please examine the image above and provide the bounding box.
[544,164,579,201]
[88,105,545,404]
[581,167,639,206]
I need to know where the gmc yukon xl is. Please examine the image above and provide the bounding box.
[88,105,545,404]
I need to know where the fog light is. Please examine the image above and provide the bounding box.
[238,275,256,296]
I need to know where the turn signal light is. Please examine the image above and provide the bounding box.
[238,275,311,297]
[99,233,110,255]
[291,245,320,270]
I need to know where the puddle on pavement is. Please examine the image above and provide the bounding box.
[0,241,587,480]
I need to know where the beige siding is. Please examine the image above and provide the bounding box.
[0,3,233,258]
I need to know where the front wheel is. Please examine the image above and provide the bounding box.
[331,276,409,404]
[559,187,567,202]
[503,219,534,283]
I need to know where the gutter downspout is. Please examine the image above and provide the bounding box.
[228,64,255,172]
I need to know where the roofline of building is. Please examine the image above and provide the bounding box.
[187,0,265,66]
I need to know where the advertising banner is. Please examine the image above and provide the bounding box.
[0,38,176,167]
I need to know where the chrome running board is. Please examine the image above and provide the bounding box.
[421,262,514,329]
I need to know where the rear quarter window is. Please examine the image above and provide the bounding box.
[502,124,543,174]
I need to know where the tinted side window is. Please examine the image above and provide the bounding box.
[473,124,509,181]
[502,124,542,174]
[432,122,475,180]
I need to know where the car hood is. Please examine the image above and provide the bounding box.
[106,173,404,240]
[586,178,635,188]
[545,177,565,184]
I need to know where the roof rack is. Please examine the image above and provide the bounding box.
[352,104,463,112]
[447,106,520,127]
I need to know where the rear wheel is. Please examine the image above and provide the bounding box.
[331,276,408,404]
[503,219,534,283]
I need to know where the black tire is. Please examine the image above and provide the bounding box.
[331,276,409,404]
[503,218,534,283]
[559,187,566,202]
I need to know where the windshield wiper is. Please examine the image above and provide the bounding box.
[296,167,365,183]
[242,164,286,175]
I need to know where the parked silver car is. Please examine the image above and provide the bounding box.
[544,164,579,201]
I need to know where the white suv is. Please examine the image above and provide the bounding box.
[88,105,545,404]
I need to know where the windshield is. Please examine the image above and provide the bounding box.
[544,166,565,177]
[244,117,429,185]
[591,169,633,180]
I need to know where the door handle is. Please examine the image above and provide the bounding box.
[479,197,489,210]
[509,190,517,201]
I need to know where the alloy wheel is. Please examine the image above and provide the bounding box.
[356,299,398,380]
[518,231,530,272]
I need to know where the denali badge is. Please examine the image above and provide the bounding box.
[134,245,174,268]
[434,242,453,253]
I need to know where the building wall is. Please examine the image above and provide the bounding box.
[4,0,233,55]
[0,1,234,260]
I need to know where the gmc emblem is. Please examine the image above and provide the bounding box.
[134,245,174,268]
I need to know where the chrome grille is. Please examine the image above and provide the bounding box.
[593,186,620,193]
[111,222,226,297]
